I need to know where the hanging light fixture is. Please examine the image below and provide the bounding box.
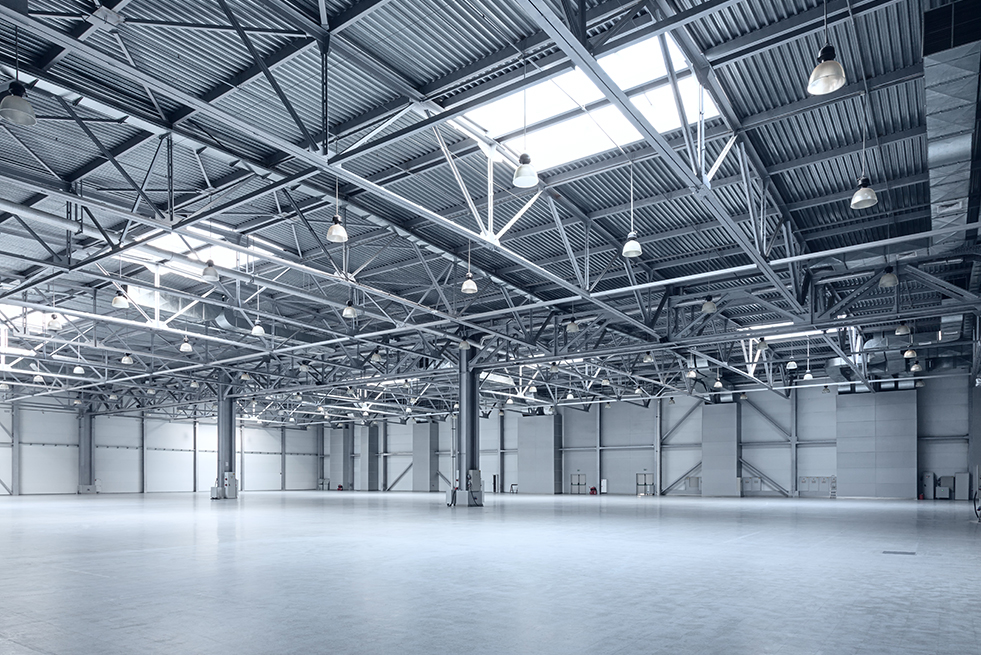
[371,348,383,364]
[240,372,251,381]
[621,163,643,258]
[528,384,537,394]
[179,337,193,353]
[635,386,643,395]
[0,382,9,391]
[32,374,44,384]
[512,52,538,189]
[786,343,798,370]
[111,290,129,309]
[189,380,200,389]
[642,351,654,363]
[910,360,923,373]
[298,362,310,373]
[120,353,134,365]
[915,379,925,388]
[687,368,697,379]
[566,318,579,334]
[47,314,62,331]
[713,377,724,389]
[757,337,768,351]
[458,339,471,350]
[879,266,898,288]
[326,178,349,243]
[566,391,574,400]
[549,362,559,374]
[201,260,219,282]
[108,393,118,400]
[903,347,916,359]
[601,378,610,386]
[146,387,156,396]
[251,323,265,337]
[342,300,358,319]
[72,365,84,375]
[739,392,748,400]
[802,336,813,379]
[668,397,675,405]
[806,0,846,96]
[461,239,478,294]
[851,94,878,210]
[895,322,910,336]
[822,385,831,394]
[701,296,716,314]
[0,29,37,126]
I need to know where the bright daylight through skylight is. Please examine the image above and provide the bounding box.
[463,34,719,171]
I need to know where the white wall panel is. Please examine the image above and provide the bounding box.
[95,447,141,493]
[503,451,517,491]
[797,445,836,477]
[196,422,217,491]
[601,448,655,495]
[741,447,791,492]
[242,425,280,452]
[22,406,76,445]
[662,447,701,495]
[94,415,141,447]
[438,454,452,489]
[563,450,595,493]
[285,454,317,490]
[386,454,413,491]
[602,402,655,447]
[797,383,836,442]
[387,422,413,452]
[145,450,193,492]
[918,440,969,479]
[243,453,281,490]
[285,428,316,454]
[741,394,791,443]
[561,405,596,448]
[0,406,11,494]
[20,445,77,494]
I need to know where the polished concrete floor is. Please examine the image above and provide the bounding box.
[1,492,978,655]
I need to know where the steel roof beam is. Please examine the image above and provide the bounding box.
[516,0,804,314]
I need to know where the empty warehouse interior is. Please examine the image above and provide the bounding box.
[1,0,981,653]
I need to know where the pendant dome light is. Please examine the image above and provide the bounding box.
[251,289,264,336]
[121,353,134,365]
[687,368,697,379]
[903,347,916,359]
[566,391,575,400]
[342,299,358,319]
[46,313,62,331]
[566,317,579,334]
[701,296,717,314]
[757,337,768,351]
[806,0,846,96]
[458,339,471,351]
[802,336,813,379]
[240,372,251,381]
[528,384,537,394]
[787,343,798,370]
[371,348,383,364]
[0,29,37,126]
[32,374,44,384]
[326,178,349,243]
[910,360,923,373]
[179,337,193,353]
[713,376,723,390]
[111,290,129,309]
[461,240,478,294]
[0,382,10,391]
[201,259,219,282]
[189,380,200,389]
[895,322,910,336]
[879,265,898,288]
[72,365,85,375]
[512,53,538,189]
[621,163,643,258]
[549,362,559,374]
[642,352,654,363]
[822,385,831,394]
[850,95,878,210]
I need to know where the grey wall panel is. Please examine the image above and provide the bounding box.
[517,414,560,494]
[740,447,791,492]
[438,420,453,452]
[358,424,379,491]
[503,413,519,450]
[918,375,968,437]
[328,427,354,490]
[561,405,595,448]
[285,454,317,490]
[701,403,739,497]
[0,406,10,495]
[145,450,193,492]
[196,422,217,491]
[797,383,836,442]
[503,451,517,490]
[0,447,10,495]
[20,445,77,494]
[478,453,499,490]
[411,421,439,492]
[602,402,654,447]
[797,445,836,477]
[662,447,702,494]
[662,396,702,444]
[601,448,655,494]
[478,415,499,450]
[438,455,452,489]
[741,394,791,443]
[837,391,917,498]
[94,447,140,493]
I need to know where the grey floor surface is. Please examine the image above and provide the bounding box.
[1,492,978,655]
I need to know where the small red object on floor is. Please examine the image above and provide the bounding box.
[589,487,597,495]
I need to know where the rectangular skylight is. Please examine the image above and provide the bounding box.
[463,33,720,174]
